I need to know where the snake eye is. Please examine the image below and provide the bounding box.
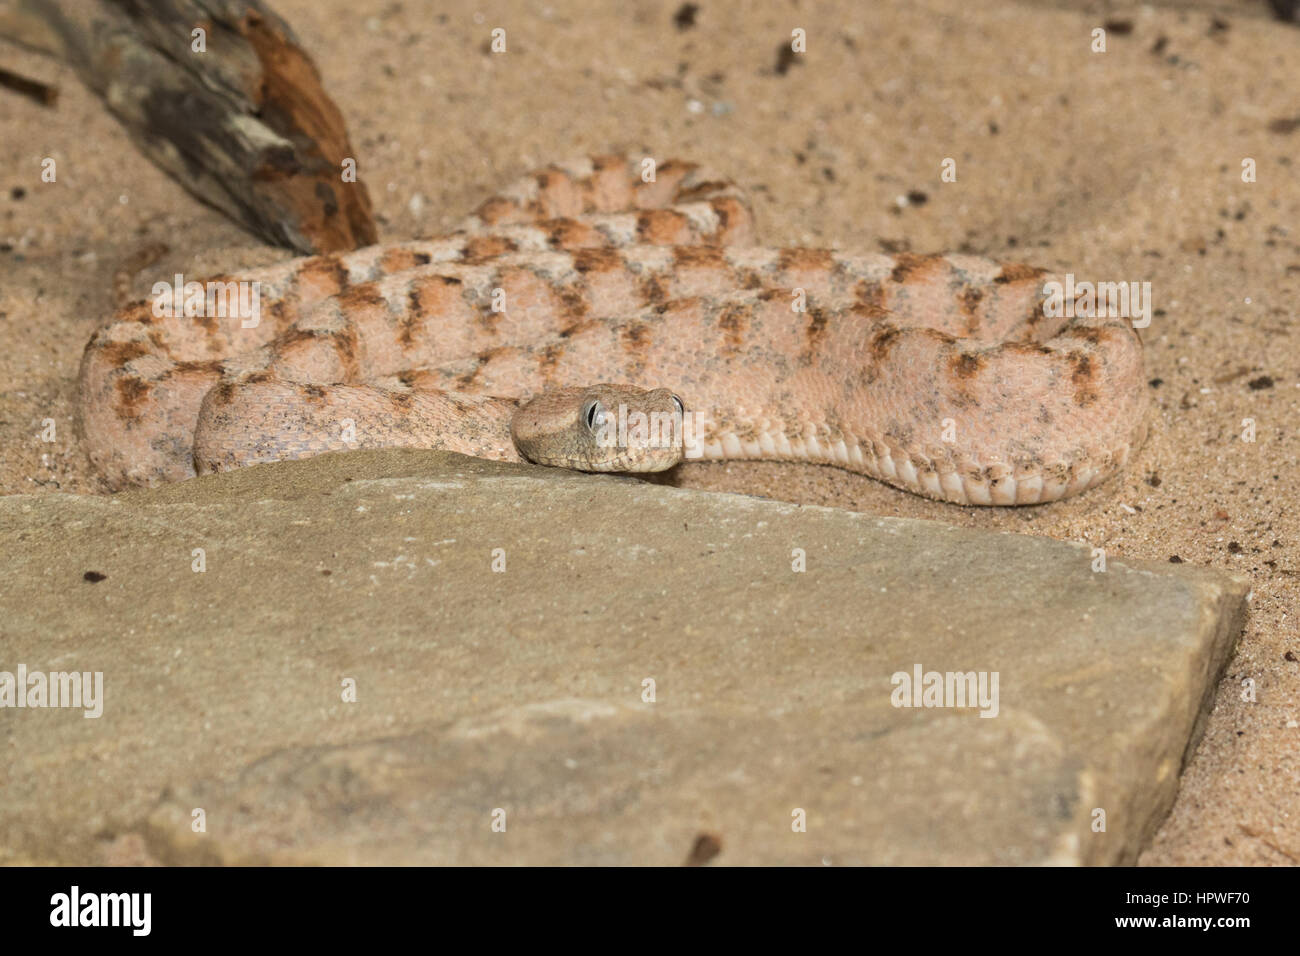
[584,399,607,432]
[670,394,684,417]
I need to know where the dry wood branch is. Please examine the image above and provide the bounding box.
[0,63,57,104]
[1,0,377,253]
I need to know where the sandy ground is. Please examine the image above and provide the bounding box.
[1,0,1296,865]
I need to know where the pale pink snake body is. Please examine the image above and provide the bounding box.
[78,156,1148,505]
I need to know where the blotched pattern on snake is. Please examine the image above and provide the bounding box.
[78,156,1147,505]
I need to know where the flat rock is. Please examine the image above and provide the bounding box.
[0,450,1249,864]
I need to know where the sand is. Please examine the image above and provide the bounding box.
[0,0,1296,864]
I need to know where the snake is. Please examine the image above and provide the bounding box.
[77,155,1148,505]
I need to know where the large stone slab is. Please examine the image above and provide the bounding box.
[0,450,1249,864]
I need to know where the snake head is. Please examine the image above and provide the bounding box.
[511,384,685,472]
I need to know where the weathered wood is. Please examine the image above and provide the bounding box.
[1,0,377,253]
[0,63,58,104]
[1269,1,1300,25]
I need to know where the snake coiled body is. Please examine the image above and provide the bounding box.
[78,156,1147,505]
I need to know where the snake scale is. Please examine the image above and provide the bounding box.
[78,155,1148,505]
